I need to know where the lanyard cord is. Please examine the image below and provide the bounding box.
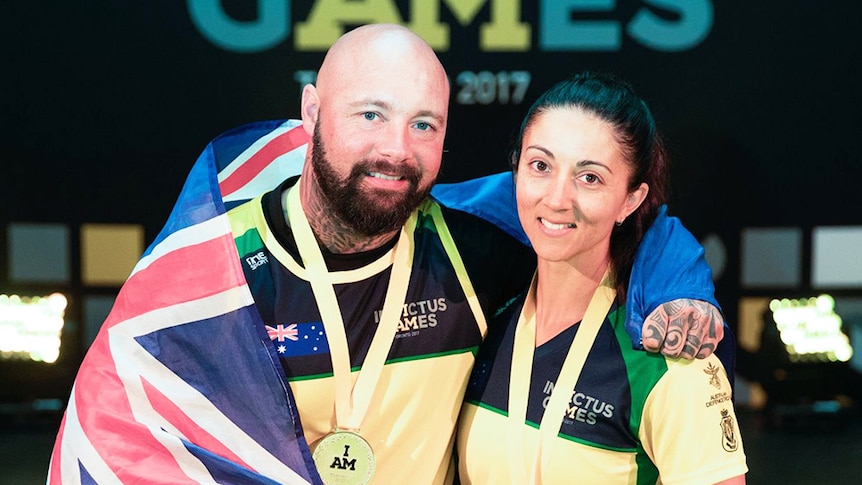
[285,183,414,431]
[508,270,615,483]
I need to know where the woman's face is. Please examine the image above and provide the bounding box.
[515,107,647,265]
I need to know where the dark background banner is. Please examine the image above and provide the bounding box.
[5,1,859,228]
[2,1,860,341]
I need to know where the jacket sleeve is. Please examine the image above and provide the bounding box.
[626,205,724,349]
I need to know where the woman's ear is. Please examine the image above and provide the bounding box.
[300,84,319,135]
[620,182,649,222]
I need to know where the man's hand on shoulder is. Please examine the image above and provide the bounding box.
[642,299,724,359]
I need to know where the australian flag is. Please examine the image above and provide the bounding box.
[267,323,329,358]
[48,120,325,484]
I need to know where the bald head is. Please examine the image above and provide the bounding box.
[301,24,450,134]
[317,24,448,99]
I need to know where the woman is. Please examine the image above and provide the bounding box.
[456,72,748,484]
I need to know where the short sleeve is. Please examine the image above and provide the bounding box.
[639,355,748,485]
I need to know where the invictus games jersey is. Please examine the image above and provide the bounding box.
[227,177,536,485]
[458,292,748,485]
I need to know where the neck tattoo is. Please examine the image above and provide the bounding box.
[295,183,399,254]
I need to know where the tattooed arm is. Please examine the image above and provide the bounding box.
[642,299,724,359]
[625,205,730,360]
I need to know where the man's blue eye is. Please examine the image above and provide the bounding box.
[363,112,377,120]
[415,121,430,131]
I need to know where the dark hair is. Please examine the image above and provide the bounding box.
[511,71,669,300]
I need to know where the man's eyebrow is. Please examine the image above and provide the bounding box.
[349,99,391,111]
[415,110,446,126]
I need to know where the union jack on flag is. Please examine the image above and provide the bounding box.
[266,324,299,342]
[48,119,325,484]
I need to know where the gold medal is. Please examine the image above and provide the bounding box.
[312,430,375,485]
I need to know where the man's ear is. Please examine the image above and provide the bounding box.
[300,84,319,135]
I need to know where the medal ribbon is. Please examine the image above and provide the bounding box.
[508,270,615,483]
[285,183,414,432]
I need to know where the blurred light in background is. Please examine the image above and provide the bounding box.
[770,294,853,363]
[0,293,67,363]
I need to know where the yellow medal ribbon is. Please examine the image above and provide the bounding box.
[508,270,616,484]
[285,182,414,484]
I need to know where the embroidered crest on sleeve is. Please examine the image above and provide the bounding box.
[704,362,722,389]
[720,408,739,452]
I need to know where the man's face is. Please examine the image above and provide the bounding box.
[308,36,449,236]
[311,119,432,235]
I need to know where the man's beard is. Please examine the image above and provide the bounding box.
[311,124,434,236]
